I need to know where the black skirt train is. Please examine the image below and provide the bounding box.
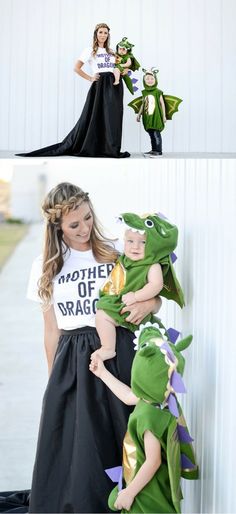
[17,73,129,158]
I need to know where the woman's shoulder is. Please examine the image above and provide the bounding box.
[78,46,93,62]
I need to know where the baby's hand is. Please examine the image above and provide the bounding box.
[89,354,105,377]
[91,347,116,362]
[122,291,136,306]
[114,488,135,511]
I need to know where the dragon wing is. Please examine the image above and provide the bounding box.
[128,96,143,114]
[163,95,183,120]
[130,55,141,72]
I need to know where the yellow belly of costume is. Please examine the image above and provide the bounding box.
[101,261,126,295]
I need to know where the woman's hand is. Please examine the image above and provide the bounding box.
[91,73,100,82]
[120,297,162,325]
[114,488,135,511]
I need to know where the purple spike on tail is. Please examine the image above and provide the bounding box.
[168,393,179,417]
[171,371,186,393]
[181,454,196,470]
[171,252,177,263]
[105,466,122,483]
[177,424,194,443]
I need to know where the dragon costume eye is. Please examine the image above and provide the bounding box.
[144,219,154,228]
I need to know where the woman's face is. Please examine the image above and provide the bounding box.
[61,202,94,251]
[96,27,109,47]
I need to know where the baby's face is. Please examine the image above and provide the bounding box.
[144,73,156,86]
[124,230,146,260]
[118,46,128,55]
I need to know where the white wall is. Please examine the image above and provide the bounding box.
[8,158,236,512]
[0,0,236,153]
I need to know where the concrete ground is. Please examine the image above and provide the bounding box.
[0,223,47,490]
[1,151,236,159]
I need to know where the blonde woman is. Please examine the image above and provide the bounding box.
[26,182,160,513]
[17,23,130,158]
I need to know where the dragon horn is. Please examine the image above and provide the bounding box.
[142,68,147,73]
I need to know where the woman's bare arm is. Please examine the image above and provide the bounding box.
[74,60,99,82]
[43,305,61,376]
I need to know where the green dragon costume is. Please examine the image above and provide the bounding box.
[106,323,198,513]
[128,68,182,155]
[115,37,140,94]
[128,68,182,129]
[96,212,185,332]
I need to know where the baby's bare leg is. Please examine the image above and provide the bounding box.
[113,67,120,85]
[92,309,118,361]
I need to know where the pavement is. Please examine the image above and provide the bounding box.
[0,223,47,490]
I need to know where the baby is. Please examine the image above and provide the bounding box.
[113,37,140,94]
[91,212,184,363]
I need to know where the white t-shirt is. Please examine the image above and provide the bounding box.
[27,248,117,330]
[78,46,115,74]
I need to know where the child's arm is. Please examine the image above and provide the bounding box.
[160,94,167,123]
[122,263,163,306]
[89,356,138,406]
[114,430,162,511]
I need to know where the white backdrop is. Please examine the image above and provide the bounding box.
[6,157,236,512]
[0,0,236,153]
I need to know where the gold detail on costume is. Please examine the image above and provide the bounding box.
[178,413,186,427]
[144,95,155,115]
[123,431,137,485]
[101,261,126,295]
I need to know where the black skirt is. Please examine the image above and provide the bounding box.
[17,73,130,158]
[28,326,135,513]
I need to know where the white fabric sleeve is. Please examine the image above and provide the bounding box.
[78,47,92,64]
[26,255,43,302]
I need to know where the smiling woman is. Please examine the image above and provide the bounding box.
[22,181,160,513]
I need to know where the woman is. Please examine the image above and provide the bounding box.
[25,182,160,513]
[17,23,130,158]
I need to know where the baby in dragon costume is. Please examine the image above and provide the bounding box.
[113,37,140,94]
[90,323,198,513]
[91,212,185,364]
